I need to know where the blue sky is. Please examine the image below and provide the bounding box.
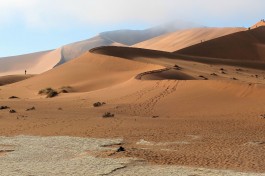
[0,0,264,57]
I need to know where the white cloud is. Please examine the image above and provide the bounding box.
[0,0,264,28]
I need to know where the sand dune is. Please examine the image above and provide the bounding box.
[133,27,245,52]
[3,45,265,98]
[0,49,61,76]
[60,35,124,63]
[61,21,200,62]
[2,52,162,96]
[0,21,198,77]
[176,26,265,61]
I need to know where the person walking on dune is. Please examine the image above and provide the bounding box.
[25,70,27,75]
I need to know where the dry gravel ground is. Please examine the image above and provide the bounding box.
[0,136,264,176]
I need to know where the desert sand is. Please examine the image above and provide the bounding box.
[1,24,265,175]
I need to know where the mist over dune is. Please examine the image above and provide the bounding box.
[60,20,200,62]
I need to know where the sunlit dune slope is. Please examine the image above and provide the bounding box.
[134,27,245,52]
[0,49,61,76]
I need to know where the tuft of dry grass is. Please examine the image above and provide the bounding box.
[93,102,106,107]
[58,86,73,94]
[102,112,114,118]
[38,88,58,98]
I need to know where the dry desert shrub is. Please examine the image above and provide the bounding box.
[9,109,16,113]
[93,102,106,107]
[26,107,36,111]
[0,106,10,110]
[9,96,19,99]
[102,112,114,118]
[38,88,58,98]
[58,86,73,93]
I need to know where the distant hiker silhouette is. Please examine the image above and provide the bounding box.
[25,70,27,75]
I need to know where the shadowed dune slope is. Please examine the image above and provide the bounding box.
[175,27,265,61]
[90,46,177,60]
[90,46,265,70]
[0,75,34,86]
[133,27,245,52]
[138,69,195,80]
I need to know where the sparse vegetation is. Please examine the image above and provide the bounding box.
[58,86,73,93]
[210,73,218,76]
[38,86,73,98]
[39,88,54,95]
[9,109,16,113]
[26,107,36,111]
[0,106,10,110]
[46,90,58,98]
[93,102,106,107]
[38,88,58,98]
[102,112,114,118]
[199,75,208,80]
